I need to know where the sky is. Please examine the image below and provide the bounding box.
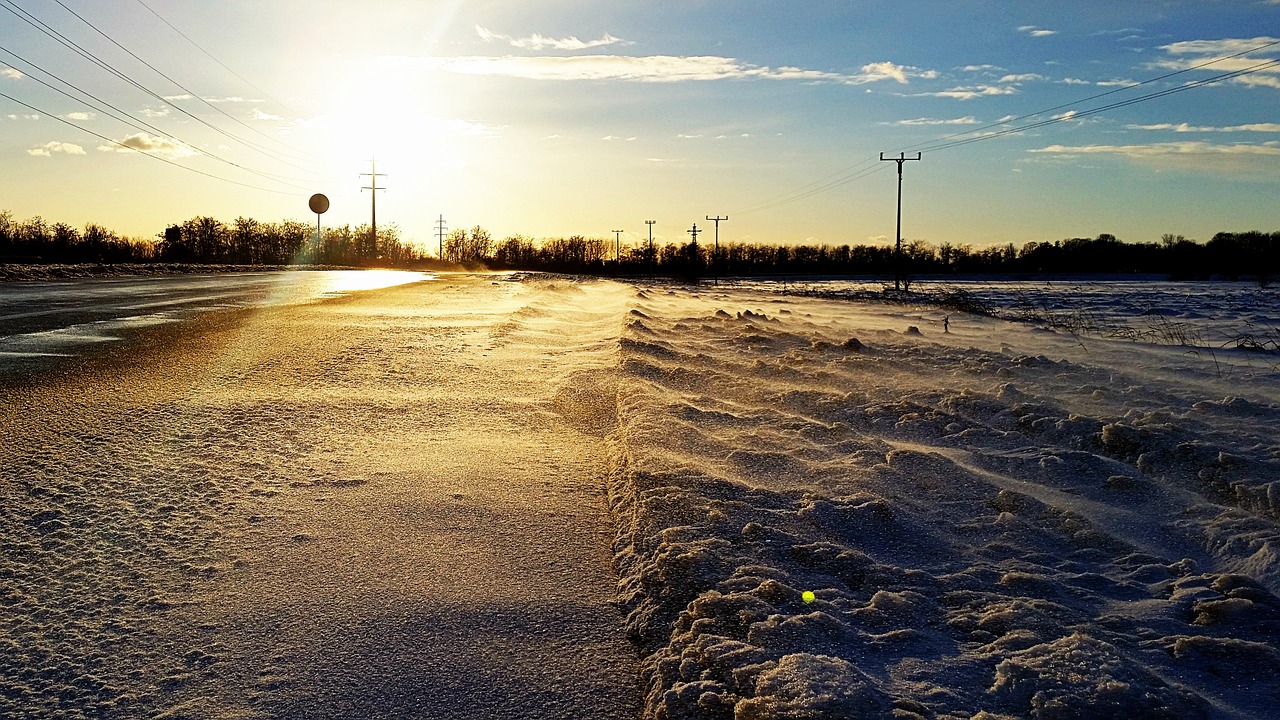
[1,0,1278,254]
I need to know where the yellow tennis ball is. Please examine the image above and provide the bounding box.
[802,590,816,604]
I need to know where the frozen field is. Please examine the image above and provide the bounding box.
[3,272,1279,718]
[611,279,1280,718]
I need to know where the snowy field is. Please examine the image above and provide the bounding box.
[3,272,1279,719]
[608,280,1280,718]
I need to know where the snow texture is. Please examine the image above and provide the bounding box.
[607,282,1280,719]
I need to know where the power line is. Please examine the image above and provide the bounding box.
[0,46,314,190]
[0,0,321,176]
[901,37,1280,156]
[920,57,1280,155]
[0,90,298,195]
[733,38,1280,215]
[131,0,306,120]
[48,0,320,166]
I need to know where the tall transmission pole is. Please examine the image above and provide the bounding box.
[706,215,727,286]
[879,152,921,292]
[645,220,656,274]
[612,230,624,263]
[435,214,448,260]
[360,158,386,260]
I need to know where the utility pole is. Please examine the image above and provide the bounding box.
[613,229,624,263]
[687,223,701,279]
[645,220,656,274]
[706,215,727,286]
[435,214,448,261]
[880,152,921,292]
[360,158,386,260]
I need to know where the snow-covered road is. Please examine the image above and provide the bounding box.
[1,273,640,719]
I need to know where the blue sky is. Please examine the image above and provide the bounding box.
[2,0,1278,252]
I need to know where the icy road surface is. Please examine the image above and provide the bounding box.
[0,270,426,374]
[1,272,640,719]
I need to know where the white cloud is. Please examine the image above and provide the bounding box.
[7,113,40,120]
[253,108,284,121]
[1030,140,1280,173]
[139,106,170,119]
[1130,121,1280,133]
[921,84,1019,100]
[1152,36,1280,89]
[162,94,193,101]
[27,141,86,157]
[204,96,260,104]
[891,116,981,126]
[406,54,934,85]
[476,25,627,51]
[3,68,23,80]
[999,73,1046,83]
[1018,26,1058,37]
[63,111,94,121]
[98,132,196,159]
[959,64,1003,73]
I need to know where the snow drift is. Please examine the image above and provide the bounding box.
[606,283,1280,719]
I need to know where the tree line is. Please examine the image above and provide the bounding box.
[2,210,1277,283]
[0,211,418,266]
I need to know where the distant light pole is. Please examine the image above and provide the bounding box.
[706,215,727,285]
[613,229,624,263]
[880,152,921,292]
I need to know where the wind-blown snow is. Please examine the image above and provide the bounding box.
[607,283,1280,719]
[4,273,1278,719]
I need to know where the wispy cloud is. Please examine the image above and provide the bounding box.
[2,68,23,80]
[253,108,284,122]
[1018,25,1058,37]
[406,55,934,85]
[476,26,627,51]
[1152,36,1280,89]
[1031,140,1280,173]
[97,132,196,159]
[27,141,85,157]
[998,73,1046,83]
[63,112,94,121]
[919,84,1019,100]
[1130,121,1280,133]
[889,116,981,126]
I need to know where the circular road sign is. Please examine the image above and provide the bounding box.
[309,193,330,214]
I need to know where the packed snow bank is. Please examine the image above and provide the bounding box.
[607,284,1280,719]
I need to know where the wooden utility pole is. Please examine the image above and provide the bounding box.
[879,152,921,291]
[706,215,727,285]
[613,230,624,263]
[645,220,656,273]
[360,159,386,259]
